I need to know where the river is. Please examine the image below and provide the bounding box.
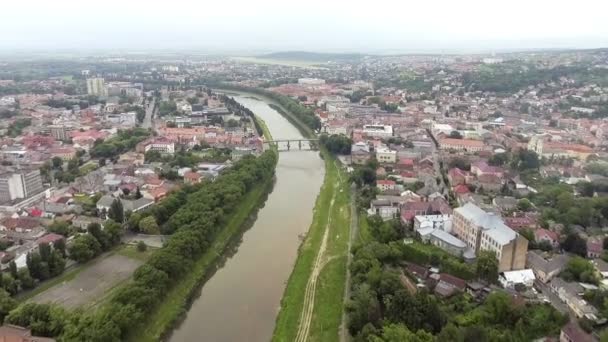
[168,95,325,342]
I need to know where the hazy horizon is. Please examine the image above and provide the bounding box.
[2,0,608,54]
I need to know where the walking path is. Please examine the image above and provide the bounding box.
[339,183,358,342]
[294,191,336,342]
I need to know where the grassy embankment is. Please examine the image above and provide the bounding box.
[126,115,275,342]
[266,98,351,342]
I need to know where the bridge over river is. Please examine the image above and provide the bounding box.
[264,138,319,151]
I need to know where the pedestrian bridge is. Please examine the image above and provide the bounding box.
[263,139,319,151]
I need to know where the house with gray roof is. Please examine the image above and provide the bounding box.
[526,250,569,283]
[452,202,528,272]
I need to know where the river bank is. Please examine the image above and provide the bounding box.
[227,88,354,342]
[127,175,276,342]
[168,94,325,342]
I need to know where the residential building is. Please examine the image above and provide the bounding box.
[560,322,592,342]
[376,179,396,192]
[362,124,393,138]
[452,203,528,272]
[376,147,397,163]
[0,169,43,203]
[526,250,569,283]
[438,138,485,152]
[498,269,535,289]
[86,78,107,97]
[368,199,399,220]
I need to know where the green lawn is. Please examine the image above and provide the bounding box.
[126,178,274,342]
[116,244,155,262]
[272,154,351,342]
[255,115,273,140]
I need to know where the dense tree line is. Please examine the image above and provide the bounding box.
[213,85,321,132]
[319,134,352,155]
[67,221,122,263]
[6,151,278,340]
[219,94,265,137]
[89,128,151,160]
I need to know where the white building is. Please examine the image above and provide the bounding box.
[376,147,397,163]
[298,78,325,86]
[0,170,43,203]
[86,78,107,97]
[362,125,393,138]
[499,269,536,289]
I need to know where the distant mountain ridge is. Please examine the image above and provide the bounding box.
[258,51,365,61]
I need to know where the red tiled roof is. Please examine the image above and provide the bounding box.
[36,233,64,245]
[377,180,396,186]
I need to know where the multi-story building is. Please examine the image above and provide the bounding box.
[452,203,528,272]
[86,78,107,97]
[438,138,485,152]
[49,125,75,141]
[362,124,393,138]
[376,147,397,163]
[0,169,43,203]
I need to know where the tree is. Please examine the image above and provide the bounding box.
[135,187,142,199]
[139,216,160,234]
[39,243,51,262]
[108,199,124,223]
[0,289,16,323]
[449,131,463,139]
[87,223,110,250]
[369,324,435,342]
[68,234,101,263]
[561,256,599,284]
[137,241,148,252]
[517,198,533,212]
[8,261,17,278]
[53,239,66,257]
[51,157,63,169]
[17,269,35,290]
[562,233,588,257]
[476,251,499,283]
[104,220,123,246]
[126,212,142,231]
[48,221,70,236]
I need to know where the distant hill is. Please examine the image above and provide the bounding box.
[258,51,365,62]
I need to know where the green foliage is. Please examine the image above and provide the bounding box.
[7,118,31,137]
[476,251,499,284]
[90,128,150,160]
[561,256,599,284]
[137,241,148,252]
[48,220,71,236]
[561,233,588,257]
[67,234,101,263]
[319,134,352,155]
[369,323,435,342]
[139,216,160,234]
[108,199,124,223]
[6,303,69,337]
[52,150,278,340]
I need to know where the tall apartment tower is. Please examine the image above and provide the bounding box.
[0,170,43,203]
[86,78,107,97]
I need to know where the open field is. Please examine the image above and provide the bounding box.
[231,56,327,69]
[127,178,274,342]
[272,154,351,342]
[29,248,146,309]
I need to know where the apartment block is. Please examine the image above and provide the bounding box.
[452,203,528,272]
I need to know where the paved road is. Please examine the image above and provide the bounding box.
[142,98,156,130]
[340,183,358,342]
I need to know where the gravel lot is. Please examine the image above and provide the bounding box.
[30,253,143,309]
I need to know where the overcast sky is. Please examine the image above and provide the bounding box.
[2,0,608,53]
